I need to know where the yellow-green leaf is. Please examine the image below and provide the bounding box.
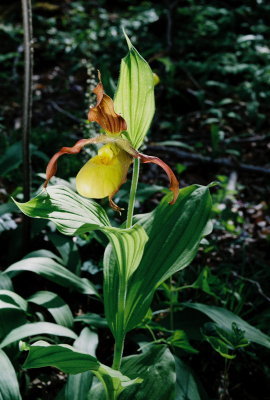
[114,34,155,149]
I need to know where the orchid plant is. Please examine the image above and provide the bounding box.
[15,34,212,399]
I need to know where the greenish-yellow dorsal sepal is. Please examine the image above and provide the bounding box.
[114,34,155,149]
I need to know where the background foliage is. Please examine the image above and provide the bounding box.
[0,0,269,399]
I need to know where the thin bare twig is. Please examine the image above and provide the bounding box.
[147,145,270,176]
[48,100,83,123]
[22,0,33,201]
[232,271,270,303]
[21,0,33,247]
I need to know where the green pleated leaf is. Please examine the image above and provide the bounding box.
[13,186,148,281]
[114,34,155,149]
[74,313,108,328]
[13,185,149,337]
[202,335,236,360]
[0,322,77,348]
[64,328,98,400]
[202,321,249,359]
[107,224,148,280]
[90,346,175,399]
[119,345,176,400]
[23,249,64,264]
[13,187,148,279]
[0,349,22,400]
[23,340,98,373]
[28,291,74,328]
[175,357,202,400]
[103,223,148,337]
[23,341,141,397]
[124,185,212,332]
[0,292,27,340]
[49,233,81,275]
[13,185,111,236]
[0,272,13,290]
[4,257,97,296]
[183,303,270,349]
[0,290,27,312]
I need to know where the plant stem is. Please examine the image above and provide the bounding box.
[126,158,140,228]
[169,276,174,331]
[111,159,140,370]
[112,335,125,370]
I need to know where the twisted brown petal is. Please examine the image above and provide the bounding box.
[44,133,179,208]
[136,153,179,204]
[88,71,127,134]
[44,135,122,188]
[107,140,180,204]
[109,190,125,213]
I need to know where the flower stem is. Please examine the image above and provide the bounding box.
[126,158,140,228]
[111,158,140,371]
[112,335,125,370]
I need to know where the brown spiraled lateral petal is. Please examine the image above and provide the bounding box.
[136,153,179,204]
[88,74,127,134]
[109,191,124,214]
[44,135,118,188]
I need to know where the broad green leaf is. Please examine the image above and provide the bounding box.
[14,185,148,280]
[74,313,108,328]
[0,300,21,312]
[87,382,105,400]
[24,249,64,264]
[13,185,111,236]
[88,345,176,400]
[23,340,98,373]
[114,34,155,149]
[167,330,199,354]
[28,291,73,328]
[0,348,22,400]
[202,321,249,358]
[0,293,27,340]
[0,322,77,348]
[23,341,141,397]
[202,335,236,360]
[124,185,212,332]
[0,308,26,341]
[65,328,98,400]
[175,357,202,400]
[13,185,148,338]
[49,233,81,274]
[96,365,141,399]
[65,371,92,400]
[73,327,98,357]
[0,142,24,177]
[186,266,221,299]
[0,141,47,177]
[183,303,270,349]
[103,223,148,338]
[119,345,176,400]
[0,272,13,290]
[4,257,97,296]
[0,290,27,312]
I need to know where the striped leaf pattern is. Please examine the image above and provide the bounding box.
[114,35,155,149]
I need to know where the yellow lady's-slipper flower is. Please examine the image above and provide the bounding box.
[44,73,179,211]
[76,143,132,200]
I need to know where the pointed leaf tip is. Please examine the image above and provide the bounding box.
[122,28,133,49]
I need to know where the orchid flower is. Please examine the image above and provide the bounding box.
[44,72,179,211]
